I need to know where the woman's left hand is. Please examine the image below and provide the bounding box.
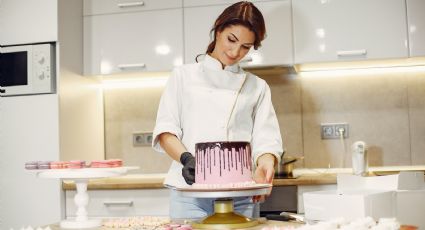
[252,153,276,203]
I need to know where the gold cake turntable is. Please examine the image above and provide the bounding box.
[169,184,272,229]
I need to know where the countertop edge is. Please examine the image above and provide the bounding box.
[62,174,337,190]
[62,166,425,190]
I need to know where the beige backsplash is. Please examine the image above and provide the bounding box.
[103,68,425,173]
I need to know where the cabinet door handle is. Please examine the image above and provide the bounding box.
[240,56,253,63]
[103,200,134,207]
[336,49,367,57]
[118,63,146,70]
[117,1,145,8]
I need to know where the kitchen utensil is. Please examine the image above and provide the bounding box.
[265,214,293,222]
[275,155,303,178]
[283,158,297,165]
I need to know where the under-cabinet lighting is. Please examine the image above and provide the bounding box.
[101,72,169,89]
[296,57,425,77]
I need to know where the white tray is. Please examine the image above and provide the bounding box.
[167,183,272,198]
[36,166,138,179]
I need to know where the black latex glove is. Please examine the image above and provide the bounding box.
[180,152,195,185]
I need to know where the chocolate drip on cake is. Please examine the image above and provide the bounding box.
[227,150,230,171]
[241,147,243,168]
[209,148,211,174]
[202,149,205,180]
[235,149,238,170]
[214,149,216,166]
[195,151,198,174]
[223,149,226,170]
[219,149,222,176]
[195,142,251,181]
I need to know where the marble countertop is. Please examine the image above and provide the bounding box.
[62,165,425,190]
[62,173,338,190]
[46,219,303,229]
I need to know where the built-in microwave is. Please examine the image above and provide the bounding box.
[0,43,56,97]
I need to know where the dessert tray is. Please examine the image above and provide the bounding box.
[35,166,138,229]
[36,166,138,179]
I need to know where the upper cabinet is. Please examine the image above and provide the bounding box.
[406,0,425,57]
[183,0,293,67]
[83,0,182,15]
[0,0,57,45]
[83,0,183,75]
[292,0,408,64]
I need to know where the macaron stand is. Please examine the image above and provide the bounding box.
[35,166,138,229]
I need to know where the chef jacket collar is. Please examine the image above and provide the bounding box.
[203,54,242,74]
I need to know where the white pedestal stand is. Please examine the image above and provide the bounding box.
[36,167,137,229]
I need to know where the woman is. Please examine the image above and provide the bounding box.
[152,1,283,220]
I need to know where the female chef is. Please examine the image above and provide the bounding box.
[152,1,283,220]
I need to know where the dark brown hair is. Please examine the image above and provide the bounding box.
[199,1,266,61]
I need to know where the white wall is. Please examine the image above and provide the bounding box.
[58,0,104,161]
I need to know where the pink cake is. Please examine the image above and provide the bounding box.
[194,141,254,186]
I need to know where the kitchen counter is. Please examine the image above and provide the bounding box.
[45,219,303,229]
[62,166,425,190]
[62,173,337,190]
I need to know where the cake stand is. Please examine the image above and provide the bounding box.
[170,184,272,229]
[36,167,138,229]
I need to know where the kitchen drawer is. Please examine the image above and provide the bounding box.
[65,189,170,218]
[84,0,182,16]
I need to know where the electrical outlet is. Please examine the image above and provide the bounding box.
[321,123,349,139]
[321,124,335,139]
[335,123,349,138]
[133,132,153,146]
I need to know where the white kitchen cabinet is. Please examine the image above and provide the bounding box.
[406,0,425,57]
[0,1,105,228]
[184,0,249,7]
[0,0,57,45]
[292,0,408,64]
[0,95,63,229]
[65,189,170,217]
[84,0,182,16]
[84,7,183,75]
[183,0,293,66]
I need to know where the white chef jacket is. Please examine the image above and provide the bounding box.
[152,54,283,187]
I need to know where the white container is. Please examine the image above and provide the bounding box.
[351,141,368,176]
[304,172,425,224]
[396,190,425,228]
[303,190,396,221]
[337,171,425,191]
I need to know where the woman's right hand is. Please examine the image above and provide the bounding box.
[158,133,195,184]
[180,152,196,185]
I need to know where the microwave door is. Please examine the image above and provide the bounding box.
[0,45,34,96]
